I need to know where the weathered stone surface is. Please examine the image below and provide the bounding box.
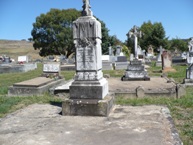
[108,77,178,98]
[122,60,150,81]
[162,50,172,68]
[136,86,145,98]
[65,1,110,116]
[186,63,193,79]
[0,104,182,145]
[8,78,65,96]
[0,63,37,74]
[13,77,54,87]
[176,84,186,98]
[70,78,108,99]
[62,95,114,116]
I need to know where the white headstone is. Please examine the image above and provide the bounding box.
[18,56,28,63]
[43,62,60,73]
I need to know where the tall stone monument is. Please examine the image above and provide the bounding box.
[127,25,142,59]
[62,0,113,116]
[122,25,150,81]
[184,38,193,86]
[156,46,164,66]
[187,38,193,64]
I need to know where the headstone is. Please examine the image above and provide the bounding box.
[162,51,172,68]
[115,45,122,56]
[18,56,28,63]
[186,39,193,80]
[176,84,186,98]
[123,26,149,81]
[161,50,176,72]
[4,56,11,64]
[136,86,145,98]
[183,63,193,86]
[42,62,61,78]
[147,45,154,57]
[127,25,142,59]
[109,46,113,56]
[62,0,113,116]
[156,46,164,66]
[187,38,193,64]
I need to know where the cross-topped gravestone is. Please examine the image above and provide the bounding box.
[122,26,149,81]
[187,38,193,64]
[62,0,113,116]
[156,46,164,66]
[188,37,193,52]
[127,25,142,59]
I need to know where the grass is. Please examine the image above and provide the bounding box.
[0,94,62,118]
[0,63,192,144]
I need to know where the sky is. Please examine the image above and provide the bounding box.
[0,0,193,42]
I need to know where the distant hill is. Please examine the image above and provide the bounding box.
[0,40,42,61]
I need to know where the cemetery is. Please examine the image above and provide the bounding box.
[0,1,193,145]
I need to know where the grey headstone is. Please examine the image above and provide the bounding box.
[136,86,145,98]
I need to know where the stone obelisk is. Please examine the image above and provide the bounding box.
[62,0,113,116]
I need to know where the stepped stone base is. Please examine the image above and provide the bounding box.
[62,95,114,117]
[122,59,150,81]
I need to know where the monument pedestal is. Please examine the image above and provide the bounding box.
[62,95,114,116]
[122,59,150,81]
[70,78,108,99]
[183,63,193,86]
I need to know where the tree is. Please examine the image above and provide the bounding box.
[126,21,168,53]
[121,45,130,59]
[108,35,123,55]
[31,8,80,57]
[31,9,112,57]
[169,38,188,52]
[139,21,168,51]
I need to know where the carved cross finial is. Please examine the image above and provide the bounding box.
[82,0,93,16]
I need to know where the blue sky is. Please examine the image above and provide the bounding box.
[0,0,193,42]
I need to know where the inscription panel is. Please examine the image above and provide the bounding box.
[76,47,96,70]
[43,63,60,73]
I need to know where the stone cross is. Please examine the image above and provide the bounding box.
[82,0,93,16]
[127,25,142,59]
[188,37,193,52]
[158,46,163,54]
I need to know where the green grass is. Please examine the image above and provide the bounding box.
[0,94,62,118]
[0,63,43,95]
[0,64,192,144]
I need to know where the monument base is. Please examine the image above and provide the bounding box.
[183,78,193,86]
[62,95,114,117]
[122,59,150,81]
[70,78,108,99]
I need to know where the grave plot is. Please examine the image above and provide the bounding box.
[8,62,65,96]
